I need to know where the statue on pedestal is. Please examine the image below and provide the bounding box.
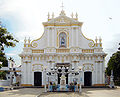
[60,75,66,91]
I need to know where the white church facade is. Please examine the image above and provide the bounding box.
[19,9,106,87]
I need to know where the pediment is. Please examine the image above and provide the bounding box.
[43,15,83,26]
[49,15,77,23]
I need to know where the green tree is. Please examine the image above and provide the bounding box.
[106,51,120,85]
[0,22,18,68]
[0,51,8,67]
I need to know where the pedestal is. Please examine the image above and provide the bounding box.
[60,75,66,91]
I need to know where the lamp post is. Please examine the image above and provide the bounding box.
[44,66,47,92]
[78,66,82,93]
[8,60,15,87]
[110,70,114,88]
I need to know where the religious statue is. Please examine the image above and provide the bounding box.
[61,37,65,45]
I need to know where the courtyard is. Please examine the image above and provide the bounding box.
[0,87,120,97]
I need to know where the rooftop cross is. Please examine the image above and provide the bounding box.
[61,2,64,10]
[60,2,66,16]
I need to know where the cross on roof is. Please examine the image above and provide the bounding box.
[61,2,64,10]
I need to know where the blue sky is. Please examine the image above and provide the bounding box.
[0,0,120,66]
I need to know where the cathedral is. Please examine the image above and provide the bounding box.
[19,9,106,87]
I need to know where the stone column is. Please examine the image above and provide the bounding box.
[72,27,74,46]
[100,62,102,84]
[47,28,50,47]
[76,28,78,46]
[95,62,98,84]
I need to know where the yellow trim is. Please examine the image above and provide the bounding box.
[80,31,95,47]
[31,32,45,48]
[24,44,26,47]
[23,62,31,63]
[32,49,44,53]
[56,48,70,53]
[43,23,82,27]
[21,84,33,86]
[93,84,105,86]
[82,49,94,53]
[16,70,21,72]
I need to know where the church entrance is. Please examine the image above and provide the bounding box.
[56,63,70,84]
[84,72,92,86]
[34,72,42,86]
[58,73,68,84]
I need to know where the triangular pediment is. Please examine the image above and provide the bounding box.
[43,12,83,26]
[48,15,78,23]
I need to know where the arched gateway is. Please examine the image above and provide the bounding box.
[19,9,107,87]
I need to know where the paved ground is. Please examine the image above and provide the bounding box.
[0,88,44,97]
[0,87,120,97]
[39,87,120,97]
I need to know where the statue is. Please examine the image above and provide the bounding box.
[61,37,65,45]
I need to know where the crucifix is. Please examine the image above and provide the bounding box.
[61,2,64,10]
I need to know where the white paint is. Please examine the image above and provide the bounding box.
[19,10,106,86]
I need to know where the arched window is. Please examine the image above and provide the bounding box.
[59,32,67,48]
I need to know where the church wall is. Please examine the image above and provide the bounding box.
[20,53,105,86]
[20,10,106,87]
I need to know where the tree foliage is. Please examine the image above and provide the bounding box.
[0,71,7,80]
[0,22,18,68]
[106,51,120,83]
[0,51,8,67]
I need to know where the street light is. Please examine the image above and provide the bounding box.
[110,70,114,88]
[78,66,82,93]
[44,66,47,92]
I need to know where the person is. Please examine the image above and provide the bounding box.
[49,82,53,92]
[52,82,56,91]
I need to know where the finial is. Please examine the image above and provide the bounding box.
[28,37,30,43]
[95,36,98,43]
[24,37,27,43]
[48,12,50,19]
[99,37,102,43]
[71,12,74,18]
[52,12,54,18]
[60,10,66,16]
[76,12,78,20]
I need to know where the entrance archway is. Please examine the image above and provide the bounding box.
[34,72,42,86]
[84,72,92,86]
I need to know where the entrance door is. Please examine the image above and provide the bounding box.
[58,73,62,84]
[65,73,68,84]
[58,73,68,84]
[84,72,92,86]
[34,72,42,86]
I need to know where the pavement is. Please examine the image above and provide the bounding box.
[0,87,120,97]
[0,88,44,97]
